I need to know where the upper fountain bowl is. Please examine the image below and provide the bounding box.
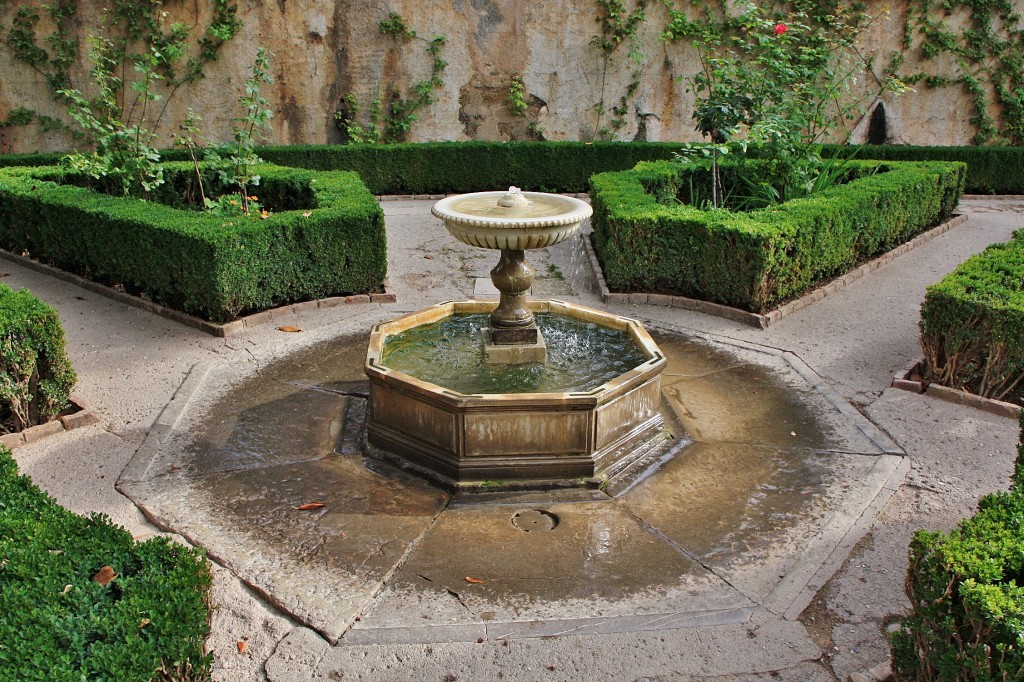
[431,189,593,251]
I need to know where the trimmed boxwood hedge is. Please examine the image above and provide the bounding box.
[891,411,1024,681]
[588,159,966,313]
[1,142,1018,195]
[822,144,1024,196]
[0,163,386,323]
[0,446,212,680]
[919,230,1024,405]
[0,142,681,195]
[0,285,76,433]
[253,141,682,195]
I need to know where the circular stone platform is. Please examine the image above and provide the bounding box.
[117,324,903,645]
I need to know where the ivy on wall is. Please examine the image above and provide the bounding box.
[893,0,1024,144]
[335,12,447,144]
[591,0,649,140]
[0,0,240,140]
[507,74,546,140]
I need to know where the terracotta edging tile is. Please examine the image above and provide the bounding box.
[1,394,102,451]
[890,359,1021,419]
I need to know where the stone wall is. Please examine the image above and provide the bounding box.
[0,0,999,153]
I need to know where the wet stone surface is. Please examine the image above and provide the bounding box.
[119,325,902,645]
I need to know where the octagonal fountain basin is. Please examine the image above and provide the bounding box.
[364,300,666,487]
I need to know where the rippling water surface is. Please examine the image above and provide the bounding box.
[380,313,646,394]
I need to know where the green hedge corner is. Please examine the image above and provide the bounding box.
[891,412,1024,680]
[589,159,966,313]
[0,446,212,680]
[0,163,387,323]
[919,230,1024,406]
[0,285,76,433]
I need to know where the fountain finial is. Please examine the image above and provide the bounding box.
[497,186,531,208]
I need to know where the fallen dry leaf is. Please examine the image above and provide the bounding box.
[465,576,486,585]
[60,584,72,595]
[302,211,313,217]
[293,502,326,511]
[139,618,151,628]
[92,566,116,586]
[277,325,302,333]
[237,641,247,654]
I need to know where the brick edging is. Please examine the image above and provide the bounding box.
[891,359,1021,419]
[588,213,968,329]
[962,194,1024,200]
[0,394,101,450]
[0,249,396,337]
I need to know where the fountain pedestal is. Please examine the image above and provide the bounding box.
[485,248,545,363]
[432,188,592,365]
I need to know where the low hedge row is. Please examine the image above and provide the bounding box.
[0,142,681,195]
[588,159,966,313]
[0,285,75,433]
[253,141,682,195]
[0,142,1019,195]
[0,446,212,680]
[822,144,1024,196]
[891,411,1024,681]
[0,164,386,323]
[919,231,1024,405]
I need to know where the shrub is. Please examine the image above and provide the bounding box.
[589,159,966,312]
[919,231,1024,405]
[2,142,1021,195]
[0,446,212,680]
[823,144,1024,196]
[0,163,386,323]
[0,285,76,433]
[891,412,1024,680]
[252,141,683,194]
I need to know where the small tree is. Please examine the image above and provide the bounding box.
[59,35,165,196]
[206,47,274,215]
[664,1,907,207]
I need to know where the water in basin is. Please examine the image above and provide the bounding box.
[448,194,577,219]
[379,313,647,394]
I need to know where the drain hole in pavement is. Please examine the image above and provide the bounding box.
[511,509,558,532]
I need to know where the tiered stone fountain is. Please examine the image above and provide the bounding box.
[364,188,667,486]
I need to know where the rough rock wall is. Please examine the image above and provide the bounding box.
[0,0,994,153]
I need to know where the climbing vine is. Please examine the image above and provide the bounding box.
[506,74,546,140]
[891,0,1024,144]
[336,12,447,144]
[592,0,648,140]
[508,75,529,117]
[0,0,240,140]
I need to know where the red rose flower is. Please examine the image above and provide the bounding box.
[774,22,788,35]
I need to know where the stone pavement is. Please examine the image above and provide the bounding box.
[3,197,1022,681]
